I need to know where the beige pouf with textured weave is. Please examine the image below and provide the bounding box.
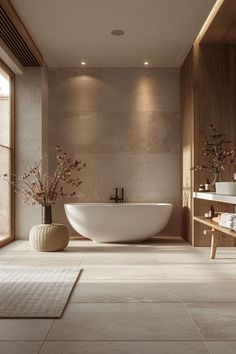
[29,224,69,252]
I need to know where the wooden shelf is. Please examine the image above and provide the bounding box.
[193,192,236,205]
[194,216,236,238]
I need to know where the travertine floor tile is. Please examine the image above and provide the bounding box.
[167,279,236,302]
[1,238,236,353]
[80,265,166,280]
[206,341,236,354]
[81,253,159,265]
[162,264,236,280]
[47,303,201,340]
[185,303,236,340]
[70,280,178,303]
[0,341,42,354]
[0,319,53,340]
[40,341,210,354]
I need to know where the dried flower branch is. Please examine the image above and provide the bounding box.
[3,146,86,206]
[191,125,236,174]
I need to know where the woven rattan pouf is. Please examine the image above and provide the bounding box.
[29,224,69,251]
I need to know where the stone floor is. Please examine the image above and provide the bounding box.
[1,236,236,353]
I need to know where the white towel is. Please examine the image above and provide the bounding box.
[220,213,236,223]
[221,222,234,229]
[220,213,236,229]
[232,219,236,232]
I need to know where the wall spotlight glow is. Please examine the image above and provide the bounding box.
[144,62,149,66]
[81,62,86,65]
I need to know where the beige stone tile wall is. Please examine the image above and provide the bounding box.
[15,68,46,239]
[48,68,180,236]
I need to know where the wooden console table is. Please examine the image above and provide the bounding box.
[193,192,236,259]
[194,216,236,259]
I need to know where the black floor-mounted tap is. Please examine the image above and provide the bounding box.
[110,187,124,203]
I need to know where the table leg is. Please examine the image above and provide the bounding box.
[203,228,219,259]
[210,233,219,259]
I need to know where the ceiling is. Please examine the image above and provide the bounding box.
[11,0,216,68]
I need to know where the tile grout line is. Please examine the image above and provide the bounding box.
[33,339,236,342]
[1,339,236,342]
[68,301,236,304]
[203,340,214,354]
[181,302,211,353]
[38,320,56,354]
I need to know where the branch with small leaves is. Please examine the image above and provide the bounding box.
[191,125,236,174]
[3,146,86,206]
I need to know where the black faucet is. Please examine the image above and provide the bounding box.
[110,187,124,203]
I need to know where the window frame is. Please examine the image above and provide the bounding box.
[0,58,15,247]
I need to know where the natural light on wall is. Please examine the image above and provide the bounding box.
[0,66,11,241]
[0,74,10,97]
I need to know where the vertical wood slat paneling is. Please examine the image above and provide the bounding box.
[0,16,33,66]
[0,4,41,67]
[181,42,236,247]
[194,44,236,246]
[201,0,236,43]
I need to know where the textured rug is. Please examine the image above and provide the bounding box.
[0,267,81,318]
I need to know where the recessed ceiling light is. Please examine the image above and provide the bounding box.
[111,29,125,36]
[144,61,149,66]
[81,61,86,65]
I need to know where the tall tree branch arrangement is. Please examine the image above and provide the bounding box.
[4,146,86,206]
[191,125,236,175]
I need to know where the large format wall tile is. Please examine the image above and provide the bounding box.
[49,111,149,153]
[15,68,46,239]
[49,111,179,154]
[48,152,180,236]
[48,152,180,200]
[102,68,179,112]
[48,68,180,236]
[148,111,180,153]
[49,68,103,112]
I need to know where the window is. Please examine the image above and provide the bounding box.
[0,60,14,245]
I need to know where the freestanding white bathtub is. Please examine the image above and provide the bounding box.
[64,203,173,243]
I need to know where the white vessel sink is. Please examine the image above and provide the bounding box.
[215,182,236,195]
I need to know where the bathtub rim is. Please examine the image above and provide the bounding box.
[64,202,173,207]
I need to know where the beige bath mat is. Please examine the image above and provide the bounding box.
[0,266,81,318]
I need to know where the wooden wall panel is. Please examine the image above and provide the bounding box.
[202,0,236,44]
[196,44,236,178]
[193,43,236,246]
[181,42,236,246]
[180,49,194,244]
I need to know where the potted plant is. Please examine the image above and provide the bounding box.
[191,125,236,190]
[4,146,86,251]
